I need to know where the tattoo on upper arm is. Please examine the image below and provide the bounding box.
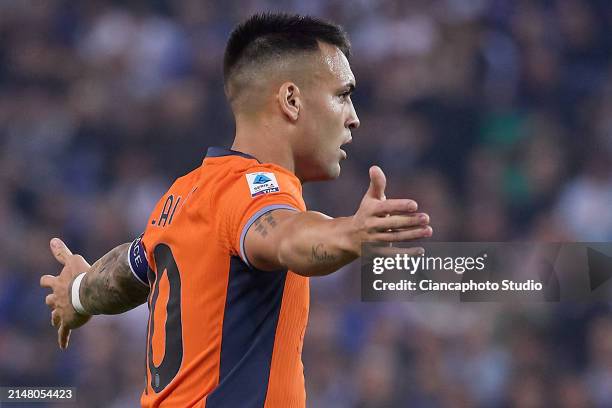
[253,218,268,237]
[81,243,150,315]
[264,212,277,227]
[310,243,337,263]
[252,211,280,238]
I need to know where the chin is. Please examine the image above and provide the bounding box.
[329,163,342,178]
[302,163,341,183]
[321,163,342,180]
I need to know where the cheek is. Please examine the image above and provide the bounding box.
[322,99,346,134]
[328,97,345,117]
[306,100,333,134]
[301,97,345,155]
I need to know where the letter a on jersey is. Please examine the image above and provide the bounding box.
[246,172,280,197]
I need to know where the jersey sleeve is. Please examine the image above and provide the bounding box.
[221,168,305,268]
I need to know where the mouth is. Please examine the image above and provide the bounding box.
[339,137,352,159]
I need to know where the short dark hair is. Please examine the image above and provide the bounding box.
[223,13,351,87]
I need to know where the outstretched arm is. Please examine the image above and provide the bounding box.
[78,243,149,315]
[245,166,432,276]
[41,239,149,349]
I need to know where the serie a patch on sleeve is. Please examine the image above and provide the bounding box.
[246,172,280,197]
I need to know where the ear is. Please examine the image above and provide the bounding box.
[277,82,301,121]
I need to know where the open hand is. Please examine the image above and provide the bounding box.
[40,238,92,349]
[350,166,432,254]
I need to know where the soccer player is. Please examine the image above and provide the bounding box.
[41,13,432,407]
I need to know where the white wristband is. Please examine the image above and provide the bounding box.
[71,272,89,315]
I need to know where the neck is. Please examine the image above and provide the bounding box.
[231,119,296,174]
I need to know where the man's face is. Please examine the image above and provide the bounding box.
[293,43,360,181]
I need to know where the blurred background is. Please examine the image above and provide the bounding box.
[2,0,612,406]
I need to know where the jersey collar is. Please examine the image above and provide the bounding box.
[205,147,260,162]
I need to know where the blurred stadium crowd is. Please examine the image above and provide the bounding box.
[2,0,612,406]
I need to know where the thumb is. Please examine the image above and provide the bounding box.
[366,166,386,200]
[50,238,73,266]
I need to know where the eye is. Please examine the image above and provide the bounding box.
[339,91,352,101]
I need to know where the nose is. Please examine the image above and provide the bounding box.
[346,103,360,130]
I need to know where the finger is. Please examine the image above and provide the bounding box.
[45,294,56,309]
[58,324,71,350]
[366,166,386,200]
[40,275,56,289]
[371,225,433,242]
[51,309,61,327]
[50,238,73,266]
[395,246,425,257]
[370,246,425,257]
[372,199,418,216]
[369,214,429,232]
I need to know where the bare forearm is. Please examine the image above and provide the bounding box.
[79,243,149,315]
[277,212,358,277]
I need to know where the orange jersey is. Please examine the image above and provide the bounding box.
[136,148,309,408]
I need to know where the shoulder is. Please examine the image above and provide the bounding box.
[211,159,304,209]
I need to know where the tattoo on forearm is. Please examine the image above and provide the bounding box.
[81,243,149,315]
[310,243,337,263]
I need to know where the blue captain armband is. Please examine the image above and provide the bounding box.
[128,235,150,286]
